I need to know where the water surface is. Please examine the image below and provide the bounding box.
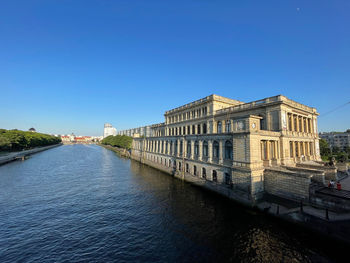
[0,145,345,262]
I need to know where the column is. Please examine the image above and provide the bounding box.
[208,140,213,163]
[266,141,270,160]
[301,117,304,133]
[176,139,180,157]
[219,140,223,164]
[291,115,295,131]
[222,120,226,133]
[207,121,211,134]
[296,115,299,132]
[305,118,309,134]
[190,140,195,159]
[198,140,203,161]
[183,139,187,157]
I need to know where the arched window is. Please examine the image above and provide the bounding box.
[194,141,199,156]
[203,141,208,157]
[226,121,231,133]
[225,173,231,185]
[197,124,201,134]
[225,140,233,160]
[212,170,217,182]
[217,121,222,133]
[193,165,197,176]
[203,123,207,134]
[202,168,206,179]
[187,140,191,157]
[213,141,219,158]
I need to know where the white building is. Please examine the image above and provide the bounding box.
[103,123,117,138]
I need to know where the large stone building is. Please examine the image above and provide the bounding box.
[103,123,117,138]
[118,125,152,137]
[129,95,329,205]
[319,130,350,150]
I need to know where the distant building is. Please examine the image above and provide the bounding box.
[29,128,36,132]
[118,125,151,137]
[319,130,350,150]
[103,123,117,138]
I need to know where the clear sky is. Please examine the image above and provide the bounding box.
[1,0,349,136]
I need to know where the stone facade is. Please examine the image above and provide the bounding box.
[129,94,322,204]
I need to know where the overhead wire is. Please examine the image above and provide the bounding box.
[319,101,350,118]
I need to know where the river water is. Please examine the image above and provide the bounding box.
[0,145,346,262]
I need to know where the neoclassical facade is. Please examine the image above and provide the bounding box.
[130,94,322,203]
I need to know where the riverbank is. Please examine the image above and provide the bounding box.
[0,144,62,166]
[127,152,350,245]
[98,144,131,158]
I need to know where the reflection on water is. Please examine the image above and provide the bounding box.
[0,145,345,262]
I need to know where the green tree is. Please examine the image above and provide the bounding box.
[319,139,331,160]
[0,135,11,150]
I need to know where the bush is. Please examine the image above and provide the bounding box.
[101,135,132,150]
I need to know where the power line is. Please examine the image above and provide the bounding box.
[319,101,350,118]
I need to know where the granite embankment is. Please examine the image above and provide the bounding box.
[0,144,62,165]
[98,144,131,158]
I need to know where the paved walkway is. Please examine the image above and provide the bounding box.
[0,144,61,165]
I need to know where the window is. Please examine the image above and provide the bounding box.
[213,141,219,158]
[225,140,233,160]
[192,125,195,134]
[180,141,183,155]
[212,170,217,182]
[217,121,222,133]
[194,165,197,176]
[187,141,191,156]
[179,162,181,171]
[203,141,208,157]
[225,173,231,185]
[226,121,231,132]
[186,163,189,173]
[194,141,199,156]
[197,124,201,134]
[202,168,206,179]
[203,123,207,134]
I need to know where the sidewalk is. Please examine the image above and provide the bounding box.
[0,144,61,165]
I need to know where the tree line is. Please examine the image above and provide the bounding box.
[0,129,61,151]
[101,135,133,150]
[319,138,350,163]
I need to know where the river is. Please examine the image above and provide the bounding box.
[0,145,346,262]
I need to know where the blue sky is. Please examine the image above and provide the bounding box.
[0,0,349,136]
